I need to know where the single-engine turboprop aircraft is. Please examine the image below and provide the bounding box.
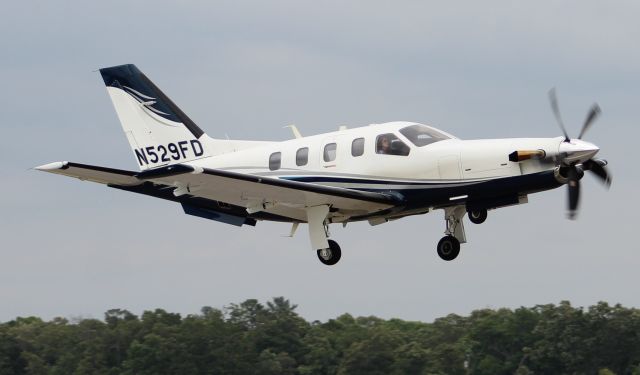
[36,64,612,264]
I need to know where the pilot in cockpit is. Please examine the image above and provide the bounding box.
[377,136,391,154]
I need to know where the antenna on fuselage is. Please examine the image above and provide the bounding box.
[284,124,303,139]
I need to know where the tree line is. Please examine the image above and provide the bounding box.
[1,298,639,374]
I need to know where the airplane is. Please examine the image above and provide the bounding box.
[36,64,612,265]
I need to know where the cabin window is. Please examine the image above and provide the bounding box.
[399,124,447,147]
[351,138,365,157]
[296,147,309,166]
[323,143,337,162]
[269,152,281,170]
[376,133,410,156]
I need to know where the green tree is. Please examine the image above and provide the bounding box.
[2,299,640,375]
[298,325,339,375]
[0,330,26,375]
[254,297,309,363]
[122,333,196,375]
[337,330,402,375]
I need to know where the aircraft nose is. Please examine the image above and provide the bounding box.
[558,139,600,164]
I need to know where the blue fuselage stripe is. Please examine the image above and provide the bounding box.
[280,171,561,210]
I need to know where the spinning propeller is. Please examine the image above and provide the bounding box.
[548,88,612,219]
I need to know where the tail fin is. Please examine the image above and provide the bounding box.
[100,64,210,170]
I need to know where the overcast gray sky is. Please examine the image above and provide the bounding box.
[1,1,639,323]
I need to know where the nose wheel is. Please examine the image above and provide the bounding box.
[317,240,342,266]
[468,208,487,224]
[437,236,460,261]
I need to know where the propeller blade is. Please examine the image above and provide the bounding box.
[583,159,612,187]
[549,88,571,142]
[567,167,580,219]
[577,104,601,140]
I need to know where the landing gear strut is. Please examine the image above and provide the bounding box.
[306,205,342,266]
[437,206,467,261]
[468,208,487,224]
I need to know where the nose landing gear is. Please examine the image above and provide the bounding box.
[468,208,487,224]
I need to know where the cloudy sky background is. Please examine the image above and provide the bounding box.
[1,1,638,322]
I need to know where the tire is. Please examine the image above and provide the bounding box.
[437,236,460,261]
[317,240,342,265]
[468,208,487,224]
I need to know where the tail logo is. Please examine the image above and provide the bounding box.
[121,85,179,127]
[100,64,206,138]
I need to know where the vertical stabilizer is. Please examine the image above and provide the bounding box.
[99,64,210,170]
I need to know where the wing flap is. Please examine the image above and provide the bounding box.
[140,166,399,216]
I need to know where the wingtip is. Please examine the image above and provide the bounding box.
[34,161,69,171]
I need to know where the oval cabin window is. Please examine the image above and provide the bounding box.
[323,143,337,162]
[269,152,281,170]
[296,147,309,166]
[351,138,365,157]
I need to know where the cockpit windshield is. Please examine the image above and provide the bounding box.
[399,124,450,147]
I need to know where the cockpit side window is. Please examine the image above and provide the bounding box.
[375,133,410,156]
[399,124,447,147]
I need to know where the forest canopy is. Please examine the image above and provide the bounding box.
[1,298,639,375]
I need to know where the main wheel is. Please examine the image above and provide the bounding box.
[468,208,487,224]
[317,240,342,265]
[437,236,460,261]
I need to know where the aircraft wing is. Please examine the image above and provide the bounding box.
[36,162,399,222]
[35,161,140,185]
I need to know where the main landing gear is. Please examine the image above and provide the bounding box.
[437,206,467,261]
[306,205,342,266]
[437,236,460,261]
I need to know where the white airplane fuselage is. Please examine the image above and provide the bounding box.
[181,121,580,224]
